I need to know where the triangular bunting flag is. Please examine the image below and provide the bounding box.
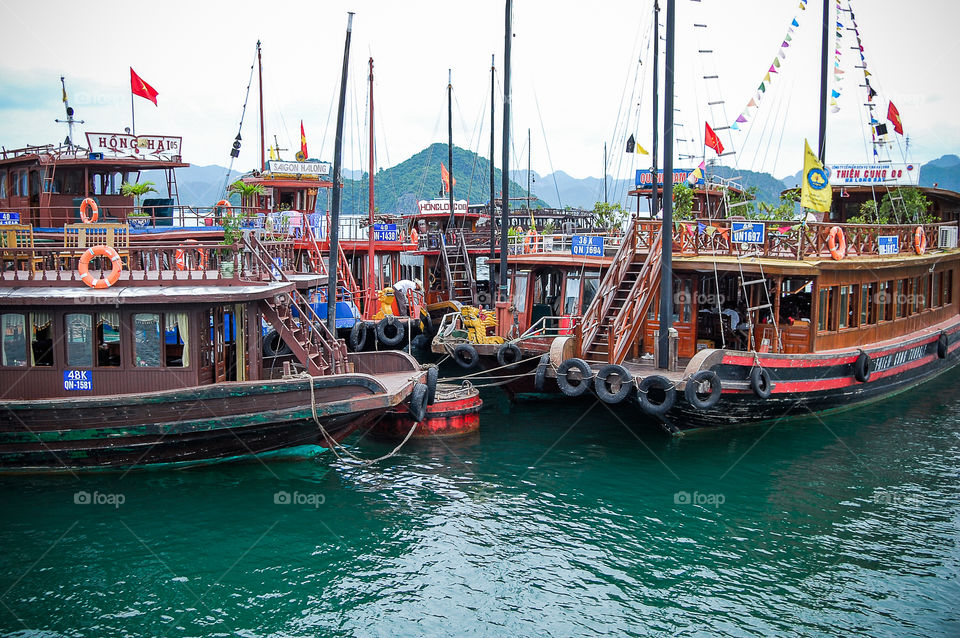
[769,64,777,74]
[773,58,781,68]
[764,72,771,83]
[831,90,840,98]
[731,122,740,131]
[785,34,793,42]
[782,40,790,47]
[636,143,649,155]
[736,114,747,123]
[748,98,757,108]
[831,106,840,113]
[864,70,871,77]
[759,83,766,93]
[791,18,799,27]
[779,50,786,59]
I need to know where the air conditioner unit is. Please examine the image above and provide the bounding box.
[938,226,958,249]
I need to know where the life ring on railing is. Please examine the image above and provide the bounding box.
[523,228,539,253]
[79,198,98,223]
[827,226,846,260]
[77,245,123,289]
[215,199,232,209]
[175,239,209,271]
[914,226,927,255]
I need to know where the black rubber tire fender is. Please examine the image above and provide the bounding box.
[376,316,406,348]
[556,358,593,397]
[534,354,550,391]
[750,366,774,399]
[425,366,439,405]
[938,332,949,359]
[262,330,292,357]
[636,375,676,417]
[407,382,428,423]
[853,351,872,383]
[496,342,523,369]
[684,370,722,410]
[420,309,435,338]
[349,322,368,352]
[593,364,634,404]
[453,343,479,370]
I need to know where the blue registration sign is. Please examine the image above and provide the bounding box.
[878,235,899,255]
[373,223,398,241]
[0,212,20,224]
[731,221,765,245]
[63,370,92,391]
[571,235,604,256]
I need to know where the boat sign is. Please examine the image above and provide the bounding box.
[373,223,398,241]
[265,160,331,176]
[63,370,92,391]
[878,235,899,255]
[0,212,20,224]
[571,235,604,256]
[731,222,765,245]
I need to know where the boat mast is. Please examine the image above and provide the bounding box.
[499,0,512,302]
[327,12,354,333]
[527,128,532,216]
[55,76,83,148]
[368,57,377,310]
[657,0,675,370]
[603,142,608,204]
[650,1,659,220]
[447,69,456,229]
[489,54,496,293]
[817,0,830,162]
[258,41,265,172]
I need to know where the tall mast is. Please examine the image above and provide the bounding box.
[499,0,512,302]
[368,57,377,312]
[447,70,455,229]
[258,41,265,172]
[326,12,354,333]
[603,142,608,204]
[657,0,675,370]
[527,128,531,216]
[817,0,830,161]
[55,76,83,148]
[650,2,659,220]
[489,54,496,292]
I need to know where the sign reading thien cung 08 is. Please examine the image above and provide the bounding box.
[265,160,331,176]
[827,163,918,186]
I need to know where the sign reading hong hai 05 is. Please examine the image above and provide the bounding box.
[86,132,182,157]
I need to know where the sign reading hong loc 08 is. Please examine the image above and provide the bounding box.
[86,133,182,159]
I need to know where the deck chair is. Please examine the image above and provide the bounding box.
[0,224,43,272]
[62,223,131,268]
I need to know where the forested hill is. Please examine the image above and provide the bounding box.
[338,143,547,215]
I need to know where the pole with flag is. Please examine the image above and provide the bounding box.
[801,139,832,214]
[130,68,158,136]
[300,120,309,160]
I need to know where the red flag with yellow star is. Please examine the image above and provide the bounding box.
[130,68,158,106]
[887,101,903,135]
[300,120,308,159]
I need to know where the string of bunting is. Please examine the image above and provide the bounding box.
[830,0,844,113]
[730,0,808,131]
[673,221,802,236]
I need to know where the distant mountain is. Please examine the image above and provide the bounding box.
[338,143,547,215]
[704,164,792,206]
[919,154,960,191]
[512,169,632,210]
[142,164,242,207]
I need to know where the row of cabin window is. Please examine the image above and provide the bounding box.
[0,312,188,368]
[0,169,133,198]
[817,270,953,333]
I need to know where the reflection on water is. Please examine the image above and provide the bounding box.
[1,372,959,636]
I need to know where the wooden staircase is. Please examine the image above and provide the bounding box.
[248,235,349,375]
[300,223,364,314]
[579,220,662,364]
[441,231,478,306]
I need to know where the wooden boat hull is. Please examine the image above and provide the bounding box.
[0,368,421,471]
[660,321,960,432]
[373,383,481,438]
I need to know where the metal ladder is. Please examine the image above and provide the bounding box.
[735,253,781,353]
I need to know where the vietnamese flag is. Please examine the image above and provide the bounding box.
[887,101,904,135]
[704,122,724,155]
[300,120,308,159]
[130,68,158,106]
[440,162,456,192]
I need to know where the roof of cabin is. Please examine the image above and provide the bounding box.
[0,280,298,305]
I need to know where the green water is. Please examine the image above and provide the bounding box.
[2,373,960,637]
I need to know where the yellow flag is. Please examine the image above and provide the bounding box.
[801,139,831,213]
[636,143,649,155]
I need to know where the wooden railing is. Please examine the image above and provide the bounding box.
[579,219,642,352]
[608,232,662,364]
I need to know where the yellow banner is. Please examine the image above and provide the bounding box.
[801,139,832,213]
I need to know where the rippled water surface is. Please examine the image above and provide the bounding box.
[2,372,960,637]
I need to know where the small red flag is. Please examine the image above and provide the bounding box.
[300,120,308,159]
[887,101,903,135]
[440,162,456,192]
[704,122,724,155]
[130,68,158,106]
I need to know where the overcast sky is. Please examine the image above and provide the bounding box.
[1,0,956,187]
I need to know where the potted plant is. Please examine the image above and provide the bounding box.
[218,204,244,277]
[541,220,556,251]
[120,180,158,228]
[227,179,267,228]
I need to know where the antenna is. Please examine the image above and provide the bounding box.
[54,76,84,148]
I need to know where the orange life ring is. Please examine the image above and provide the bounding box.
[215,199,232,209]
[175,239,208,271]
[77,245,123,289]
[410,228,419,245]
[523,228,539,254]
[827,225,846,260]
[914,226,927,255]
[80,198,98,223]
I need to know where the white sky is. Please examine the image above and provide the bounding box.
[0,0,957,186]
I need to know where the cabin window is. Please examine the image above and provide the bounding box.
[582,271,601,313]
[919,274,930,312]
[1,313,27,367]
[97,312,122,367]
[675,277,692,323]
[932,272,942,307]
[165,314,190,367]
[29,171,40,198]
[876,281,890,321]
[20,172,28,197]
[9,171,19,197]
[31,312,53,367]
[818,288,830,332]
[944,269,954,306]
[511,272,528,314]
[860,283,873,325]
[564,273,582,315]
[133,313,162,367]
[65,313,94,367]
[838,285,854,329]
[0,170,6,198]
[894,280,905,319]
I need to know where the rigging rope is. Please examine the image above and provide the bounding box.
[221,43,259,200]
